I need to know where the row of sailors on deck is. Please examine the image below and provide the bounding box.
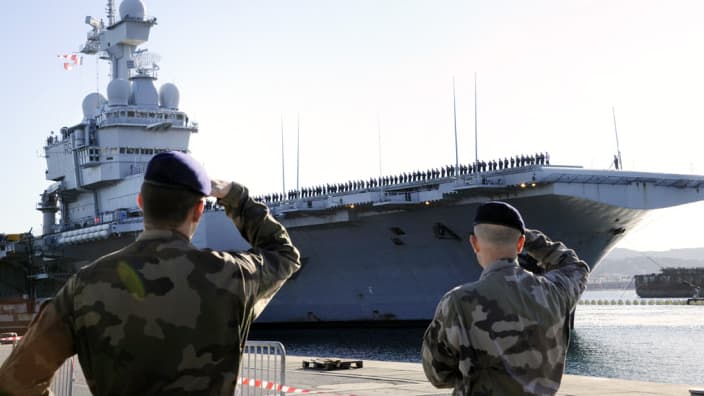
[254,152,550,204]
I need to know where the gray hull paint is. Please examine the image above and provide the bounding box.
[192,193,646,323]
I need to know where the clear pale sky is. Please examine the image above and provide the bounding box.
[1,0,703,251]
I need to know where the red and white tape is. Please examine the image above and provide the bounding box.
[0,335,22,343]
[238,377,311,393]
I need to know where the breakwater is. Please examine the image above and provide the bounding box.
[578,298,702,305]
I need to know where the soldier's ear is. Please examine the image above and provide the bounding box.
[192,199,205,222]
[469,234,479,253]
[516,234,526,253]
[137,193,143,210]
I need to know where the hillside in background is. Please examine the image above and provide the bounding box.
[590,247,704,288]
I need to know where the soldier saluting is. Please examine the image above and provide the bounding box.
[0,151,301,395]
[422,201,589,395]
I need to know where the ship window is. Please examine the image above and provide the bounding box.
[127,111,135,117]
[177,115,184,120]
[89,148,100,161]
[120,147,125,154]
[120,111,126,117]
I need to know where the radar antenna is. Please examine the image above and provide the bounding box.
[130,50,161,78]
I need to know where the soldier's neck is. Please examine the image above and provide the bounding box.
[478,253,517,268]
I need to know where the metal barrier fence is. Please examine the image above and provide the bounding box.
[38,340,286,396]
[50,356,74,396]
[238,341,287,396]
[0,332,20,348]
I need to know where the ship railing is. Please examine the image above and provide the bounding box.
[238,340,287,396]
[95,108,190,129]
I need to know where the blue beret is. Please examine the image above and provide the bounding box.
[474,201,525,234]
[144,151,211,196]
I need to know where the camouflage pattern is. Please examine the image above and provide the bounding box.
[422,229,589,396]
[0,182,301,396]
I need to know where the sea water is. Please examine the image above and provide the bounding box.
[249,290,704,386]
[567,290,704,385]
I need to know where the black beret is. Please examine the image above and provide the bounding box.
[474,201,525,234]
[144,151,211,196]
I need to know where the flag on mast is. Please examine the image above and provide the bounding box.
[58,54,83,71]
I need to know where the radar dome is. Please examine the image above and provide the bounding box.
[107,79,130,106]
[130,77,159,108]
[159,83,180,110]
[119,0,146,19]
[82,93,107,119]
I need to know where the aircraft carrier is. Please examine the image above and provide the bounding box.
[3,0,704,330]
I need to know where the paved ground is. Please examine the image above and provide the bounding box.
[2,346,701,395]
[283,356,698,396]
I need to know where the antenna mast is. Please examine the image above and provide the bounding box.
[296,114,300,192]
[474,72,478,164]
[281,116,286,197]
[377,113,384,200]
[377,114,383,179]
[452,77,459,177]
[612,106,623,170]
[106,0,116,25]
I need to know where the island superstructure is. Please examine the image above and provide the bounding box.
[36,0,195,279]
[2,0,704,330]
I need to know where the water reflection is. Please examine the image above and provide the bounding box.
[249,326,425,362]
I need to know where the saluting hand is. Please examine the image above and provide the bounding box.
[210,179,233,199]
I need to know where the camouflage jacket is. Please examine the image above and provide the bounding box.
[0,182,301,396]
[422,229,589,396]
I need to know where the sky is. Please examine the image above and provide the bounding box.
[1,0,704,251]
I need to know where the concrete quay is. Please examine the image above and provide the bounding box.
[282,355,698,395]
[1,346,700,395]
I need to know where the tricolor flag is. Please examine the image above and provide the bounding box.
[58,54,83,71]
